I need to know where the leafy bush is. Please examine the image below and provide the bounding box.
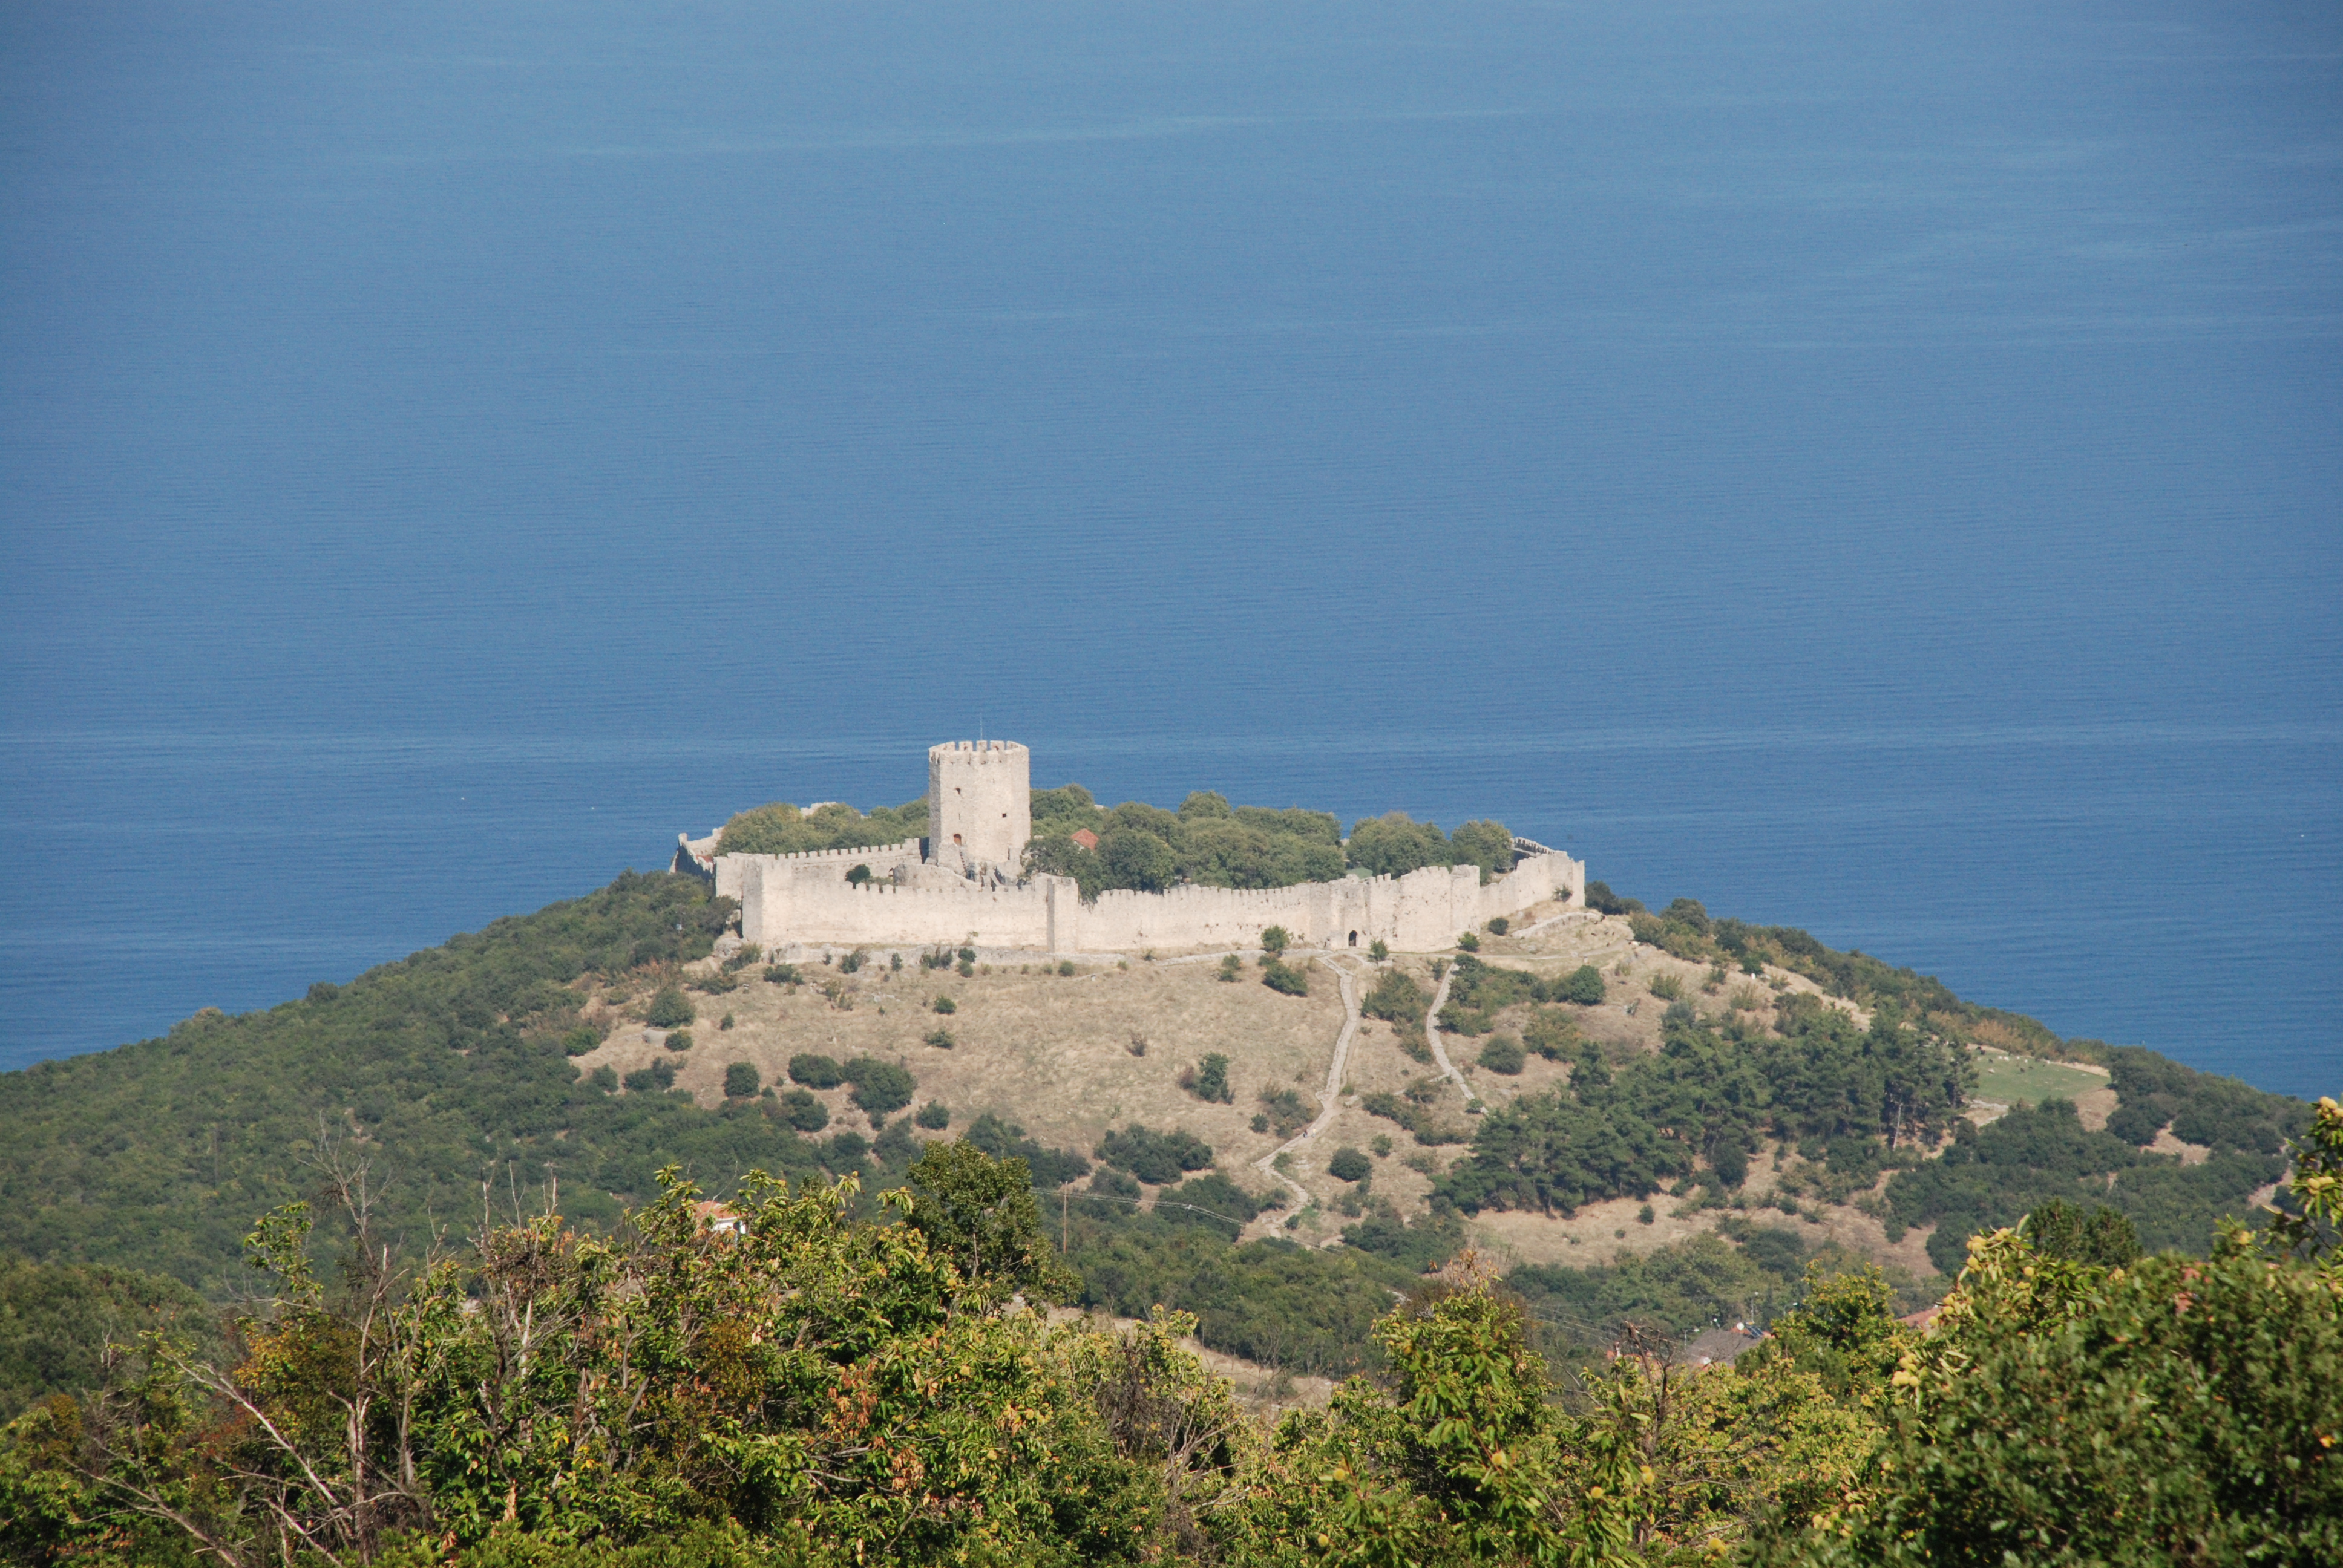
[1558,963,1606,1005]
[587,1065,618,1093]
[1185,1053,1234,1104]
[1260,926,1291,955]
[722,1062,760,1099]
[1327,1146,1372,1183]
[1485,916,1509,936]
[622,1060,677,1094]
[1456,931,1480,952]
[1096,1124,1215,1185]
[1217,954,1241,982]
[1362,969,1427,1024]
[1648,972,1684,1001]
[1256,1087,1312,1139]
[841,1056,916,1120]
[915,1100,951,1131]
[762,962,801,985]
[1584,879,1643,915]
[787,1053,843,1089]
[663,1029,693,1053]
[931,994,955,1014]
[646,987,695,1028]
[562,1025,605,1056]
[923,1027,954,1049]
[1057,959,1075,976]
[1261,959,1309,996]
[1368,938,1389,962]
[774,1089,828,1132]
[1477,1036,1526,1075]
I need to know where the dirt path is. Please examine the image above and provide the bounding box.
[1422,961,1476,1105]
[1246,950,1366,1234]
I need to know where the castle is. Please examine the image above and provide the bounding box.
[677,740,1585,956]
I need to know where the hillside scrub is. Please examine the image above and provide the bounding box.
[1023,789,1344,897]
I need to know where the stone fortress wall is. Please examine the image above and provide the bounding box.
[701,739,1585,956]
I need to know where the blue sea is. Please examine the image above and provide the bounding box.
[2,2,2336,1099]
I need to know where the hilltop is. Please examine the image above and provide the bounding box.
[0,810,2307,1394]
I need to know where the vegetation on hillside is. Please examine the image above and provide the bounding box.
[4,1103,2336,1567]
[712,799,929,857]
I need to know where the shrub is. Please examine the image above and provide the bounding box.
[1559,964,1607,1005]
[1096,1124,1215,1184]
[923,1027,954,1049]
[1368,938,1389,962]
[773,1087,829,1125]
[842,1056,916,1120]
[788,1053,844,1089]
[1486,916,1509,936]
[1729,983,1766,1011]
[1327,1146,1373,1183]
[622,1059,677,1094]
[932,994,956,1014]
[838,947,867,974]
[763,962,801,985]
[1363,969,1427,1024]
[1457,931,1481,952]
[587,1065,618,1093]
[645,987,695,1028]
[688,970,739,995]
[722,1062,759,1099]
[562,1025,605,1056]
[1090,1166,1142,1200]
[1057,959,1076,976]
[1371,1134,1393,1158]
[1637,1203,1656,1224]
[915,1100,951,1130]
[663,1030,693,1053]
[1260,925,1291,955]
[1187,1053,1234,1104]
[957,959,975,977]
[1251,1113,1270,1132]
[1262,959,1309,996]
[1478,1036,1526,1075]
[1257,1087,1312,1138]
[845,863,873,885]
[958,945,977,964]
[1648,973,1683,1001]
[721,942,763,973]
[1217,954,1242,982]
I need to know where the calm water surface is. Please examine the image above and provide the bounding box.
[3,2,2338,1096]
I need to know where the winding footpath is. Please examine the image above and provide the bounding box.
[1245,950,1367,1232]
[1421,961,1476,1104]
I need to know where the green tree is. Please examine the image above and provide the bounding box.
[1098,826,1176,893]
[646,987,695,1028]
[905,1141,1075,1307]
[721,1062,761,1100]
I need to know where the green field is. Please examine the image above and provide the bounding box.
[1973,1051,2108,1106]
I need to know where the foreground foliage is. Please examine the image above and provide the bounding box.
[6,1103,2341,1565]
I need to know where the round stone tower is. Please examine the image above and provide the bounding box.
[928,740,1031,871]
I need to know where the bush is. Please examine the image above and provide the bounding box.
[622,1060,677,1094]
[915,1100,951,1130]
[1217,954,1242,982]
[1486,916,1509,936]
[1057,959,1075,976]
[1261,925,1291,955]
[923,1027,955,1049]
[1637,1203,1656,1224]
[722,1061,759,1099]
[931,994,955,1014]
[1478,1036,1526,1074]
[718,1013,734,1031]
[1559,964,1607,1005]
[1186,1053,1234,1104]
[775,1088,828,1131]
[587,1065,618,1093]
[788,1053,844,1089]
[646,987,695,1028]
[1327,1146,1372,1183]
[562,1025,605,1056]
[1369,938,1389,962]
[1648,972,1683,1001]
[1096,1124,1215,1185]
[1262,959,1309,996]
[842,1056,916,1120]
[837,948,867,974]
[762,962,801,985]
[1457,931,1481,952]
[663,1030,693,1053]
[1090,1166,1142,1200]
[1257,1087,1312,1138]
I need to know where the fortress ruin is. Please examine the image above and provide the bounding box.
[677,739,1585,956]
